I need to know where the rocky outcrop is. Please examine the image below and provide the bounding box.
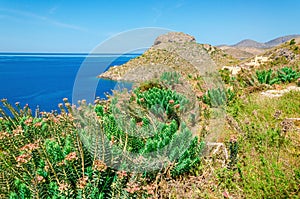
[275,48,295,61]
[153,32,196,46]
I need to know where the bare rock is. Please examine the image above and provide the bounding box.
[153,32,196,46]
[276,48,295,61]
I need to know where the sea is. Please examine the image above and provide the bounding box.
[0,53,140,113]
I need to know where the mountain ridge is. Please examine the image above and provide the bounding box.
[231,34,300,48]
[218,34,300,60]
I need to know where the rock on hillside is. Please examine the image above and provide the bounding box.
[153,32,196,45]
[262,37,300,64]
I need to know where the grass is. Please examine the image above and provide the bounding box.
[216,91,300,198]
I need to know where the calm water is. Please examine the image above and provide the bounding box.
[0,53,139,112]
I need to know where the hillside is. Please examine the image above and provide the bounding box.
[240,37,300,68]
[262,37,300,64]
[218,34,300,60]
[232,34,300,48]
[1,32,300,199]
[232,39,268,48]
[265,34,300,47]
[219,45,265,60]
[98,32,239,82]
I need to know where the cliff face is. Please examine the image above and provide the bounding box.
[98,32,238,82]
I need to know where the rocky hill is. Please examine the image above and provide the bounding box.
[259,37,300,66]
[219,34,300,60]
[98,33,300,80]
[265,34,300,47]
[232,39,268,48]
[98,32,239,82]
[219,45,265,60]
[239,37,300,68]
[232,34,300,48]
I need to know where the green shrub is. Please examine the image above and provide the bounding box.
[160,71,181,85]
[255,69,278,85]
[0,100,117,198]
[289,39,296,45]
[255,67,300,85]
[202,88,236,107]
[276,67,300,83]
[219,69,231,84]
[93,85,204,177]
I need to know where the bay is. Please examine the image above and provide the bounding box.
[0,53,139,112]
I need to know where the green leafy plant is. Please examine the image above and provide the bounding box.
[289,39,296,45]
[276,67,300,83]
[219,69,231,84]
[255,69,278,85]
[160,71,181,85]
[93,84,204,177]
[0,100,121,198]
[202,88,236,107]
[254,67,300,85]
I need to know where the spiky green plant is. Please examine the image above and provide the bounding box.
[0,75,206,198]
[0,99,119,198]
[92,84,205,177]
[255,69,278,85]
[276,67,300,83]
[202,88,236,107]
[160,71,181,85]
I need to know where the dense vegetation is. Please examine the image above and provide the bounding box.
[1,61,300,198]
[0,72,206,198]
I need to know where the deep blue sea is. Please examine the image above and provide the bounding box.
[0,53,139,112]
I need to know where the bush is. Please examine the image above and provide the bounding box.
[0,100,116,198]
[160,71,181,85]
[289,39,296,45]
[202,88,236,107]
[276,67,300,83]
[0,85,205,198]
[94,84,204,176]
[255,67,300,85]
[255,69,278,85]
[219,69,231,84]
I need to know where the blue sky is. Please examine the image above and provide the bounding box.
[0,0,300,52]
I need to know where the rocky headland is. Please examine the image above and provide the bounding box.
[98,32,239,82]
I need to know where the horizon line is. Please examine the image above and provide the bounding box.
[0,52,144,55]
